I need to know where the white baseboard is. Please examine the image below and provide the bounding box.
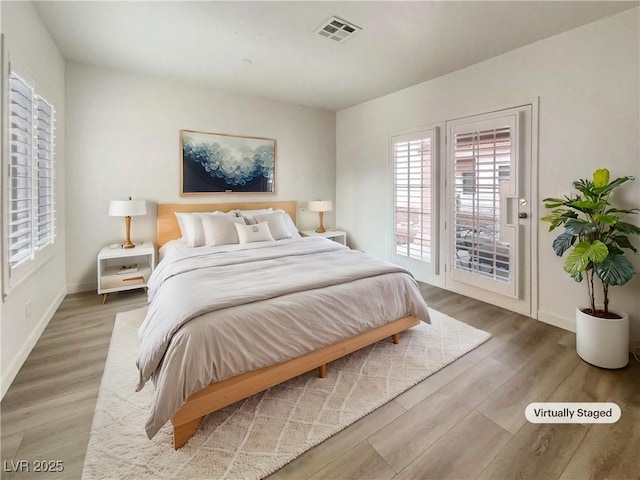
[0,288,66,399]
[538,309,640,354]
[538,309,575,333]
[66,281,96,294]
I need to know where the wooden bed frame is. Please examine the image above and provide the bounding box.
[156,202,420,449]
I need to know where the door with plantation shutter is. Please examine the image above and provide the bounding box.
[445,106,533,315]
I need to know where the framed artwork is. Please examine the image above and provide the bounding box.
[180,130,276,195]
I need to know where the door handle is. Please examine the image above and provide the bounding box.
[518,212,528,219]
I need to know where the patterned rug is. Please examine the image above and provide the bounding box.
[82,307,490,479]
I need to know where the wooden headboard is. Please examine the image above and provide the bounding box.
[157,201,298,247]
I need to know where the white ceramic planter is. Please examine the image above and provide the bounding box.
[575,307,629,369]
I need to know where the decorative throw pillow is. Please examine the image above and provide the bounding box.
[251,211,292,240]
[198,214,247,246]
[234,221,275,244]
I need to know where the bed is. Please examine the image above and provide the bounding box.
[140,201,430,449]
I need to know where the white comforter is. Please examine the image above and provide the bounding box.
[137,237,430,438]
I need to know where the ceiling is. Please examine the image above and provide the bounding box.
[33,1,638,111]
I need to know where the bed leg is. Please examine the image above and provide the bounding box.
[318,364,326,378]
[173,417,202,449]
[391,333,399,344]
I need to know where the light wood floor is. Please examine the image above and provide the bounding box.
[1,284,639,479]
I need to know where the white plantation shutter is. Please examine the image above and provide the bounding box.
[392,129,435,264]
[8,73,34,268]
[6,70,56,277]
[452,125,512,282]
[448,112,520,299]
[35,97,55,249]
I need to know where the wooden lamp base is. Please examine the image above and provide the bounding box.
[122,216,135,248]
[315,211,326,233]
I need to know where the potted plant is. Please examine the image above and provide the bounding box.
[542,168,639,368]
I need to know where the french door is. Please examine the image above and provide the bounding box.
[445,105,534,315]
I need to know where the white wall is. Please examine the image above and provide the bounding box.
[337,9,640,341]
[65,63,336,292]
[0,1,66,397]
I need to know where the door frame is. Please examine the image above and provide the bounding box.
[442,99,539,318]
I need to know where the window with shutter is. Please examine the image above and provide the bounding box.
[5,70,56,282]
[8,72,34,269]
[392,129,436,265]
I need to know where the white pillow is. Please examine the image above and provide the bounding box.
[175,213,187,238]
[174,212,204,247]
[198,213,247,246]
[251,211,292,240]
[236,208,274,218]
[274,209,301,238]
[234,221,275,244]
[175,211,235,247]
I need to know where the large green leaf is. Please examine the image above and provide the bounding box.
[541,209,577,231]
[592,176,635,196]
[593,213,618,225]
[605,208,640,215]
[608,245,624,256]
[568,200,602,213]
[564,218,597,236]
[563,241,608,275]
[594,254,635,286]
[613,222,640,235]
[552,231,576,256]
[593,169,610,188]
[542,197,568,208]
[612,235,638,254]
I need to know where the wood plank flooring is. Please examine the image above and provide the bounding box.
[1,284,638,479]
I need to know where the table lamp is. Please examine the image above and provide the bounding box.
[108,196,147,248]
[308,200,332,233]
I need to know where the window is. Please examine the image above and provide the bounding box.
[392,128,436,264]
[6,71,56,277]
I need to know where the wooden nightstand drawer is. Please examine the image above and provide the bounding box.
[99,267,151,290]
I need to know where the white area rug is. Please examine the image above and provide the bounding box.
[82,307,490,480]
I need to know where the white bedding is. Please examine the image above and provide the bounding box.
[158,239,190,261]
[138,237,431,438]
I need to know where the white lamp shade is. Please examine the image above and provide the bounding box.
[108,199,147,217]
[308,200,333,212]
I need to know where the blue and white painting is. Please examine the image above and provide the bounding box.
[181,130,275,194]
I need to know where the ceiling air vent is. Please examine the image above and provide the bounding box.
[314,16,362,43]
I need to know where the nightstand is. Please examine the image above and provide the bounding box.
[97,242,156,303]
[300,229,347,245]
